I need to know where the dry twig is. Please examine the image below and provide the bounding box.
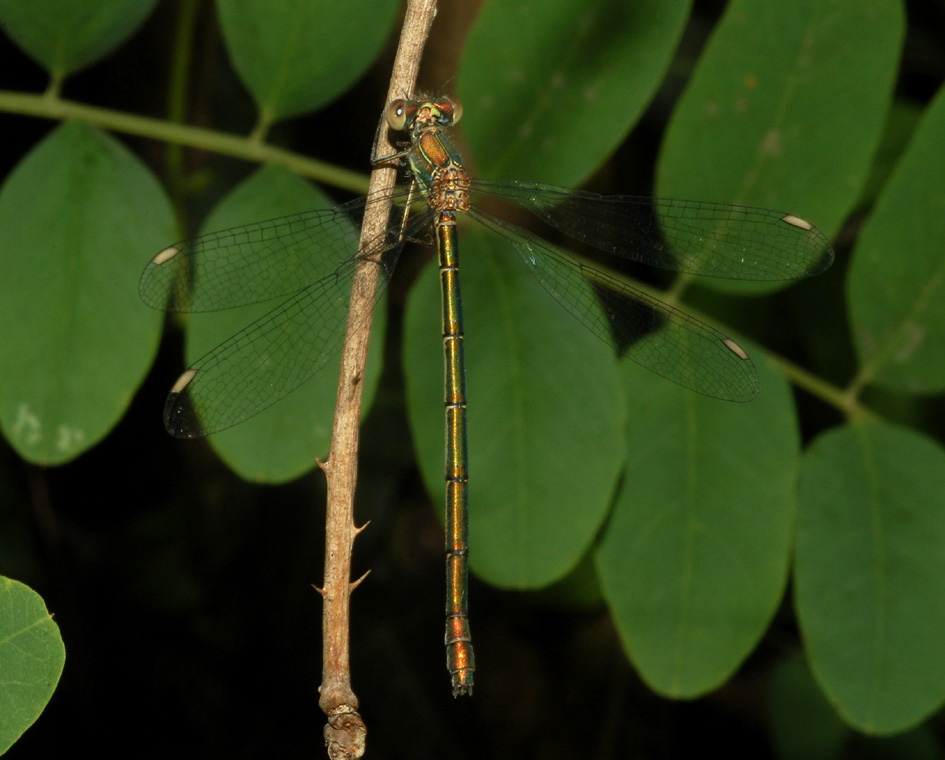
[318,2,439,758]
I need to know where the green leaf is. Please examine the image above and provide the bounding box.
[767,654,850,760]
[0,121,174,465]
[847,82,945,395]
[404,228,626,588]
[458,0,691,186]
[857,100,924,211]
[796,422,945,733]
[0,577,65,755]
[0,0,158,79]
[183,165,384,483]
[217,0,399,124]
[597,347,799,697]
[657,0,903,242]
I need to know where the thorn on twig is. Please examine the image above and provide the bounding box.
[350,570,371,591]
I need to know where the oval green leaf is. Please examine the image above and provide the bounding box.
[796,422,945,733]
[0,120,174,464]
[657,0,903,248]
[217,0,399,124]
[597,347,799,697]
[0,577,65,755]
[0,0,158,79]
[179,165,383,483]
[458,0,691,186]
[847,83,945,395]
[404,228,626,588]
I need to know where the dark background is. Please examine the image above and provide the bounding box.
[2,1,944,758]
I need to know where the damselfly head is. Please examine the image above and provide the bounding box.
[386,95,463,133]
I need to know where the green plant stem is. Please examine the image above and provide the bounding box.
[0,88,858,421]
[767,352,875,422]
[0,89,370,196]
[570,249,868,419]
[164,0,201,219]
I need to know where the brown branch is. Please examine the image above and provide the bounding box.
[318,1,438,758]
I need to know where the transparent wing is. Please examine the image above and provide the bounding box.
[470,179,834,281]
[139,185,419,312]
[467,207,760,402]
[163,243,413,438]
[150,190,435,438]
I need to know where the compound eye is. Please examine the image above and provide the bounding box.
[435,96,462,125]
[446,96,462,125]
[386,99,408,131]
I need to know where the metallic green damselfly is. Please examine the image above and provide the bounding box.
[140,95,833,696]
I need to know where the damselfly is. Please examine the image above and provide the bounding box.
[140,95,833,696]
